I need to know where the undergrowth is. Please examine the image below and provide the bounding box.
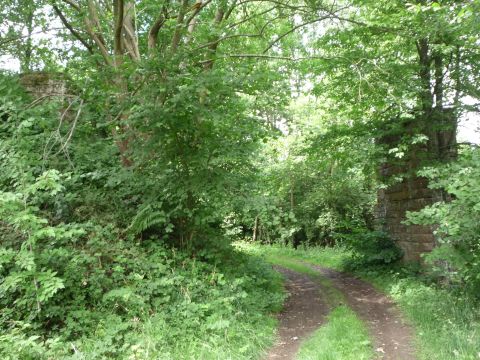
[0,233,284,359]
[0,74,285,359]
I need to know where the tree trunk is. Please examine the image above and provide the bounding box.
[252,216,259,242]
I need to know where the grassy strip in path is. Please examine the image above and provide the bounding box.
[246,242,480,360]
[263,252,375,360]
[297,306,373,360]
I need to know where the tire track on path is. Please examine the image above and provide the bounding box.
[266,266,331,359]
[265,261,417,360]
[310,264,417,360]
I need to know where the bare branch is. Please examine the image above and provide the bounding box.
[185,0,213,29]
[224,0,238,21]
[227,6,276,29]
[114,0,125,61]
[58,100,84,154]
[122,1,140,61]
[195,33,264,51]
[84,18,113,65]
[0,27,63,47]
[81,0,112,65]
[219,53,338,61]
[86,0,108,46]
[43,97,77,165]
[263,15,332,53]
[234,0,310,12]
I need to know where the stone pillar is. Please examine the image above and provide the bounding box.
[376,166,439,261]
[376,111,456,262]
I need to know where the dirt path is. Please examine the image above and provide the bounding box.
[310,264,417,360]
[266,266,331,359]
[266,263,417,360]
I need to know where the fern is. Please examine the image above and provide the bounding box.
[129,204,167,235]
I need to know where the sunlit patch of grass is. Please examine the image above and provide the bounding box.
[236,241,349,270]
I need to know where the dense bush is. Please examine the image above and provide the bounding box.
[0,169,283,358]
[0,73,284,358]
[340,230,403,268]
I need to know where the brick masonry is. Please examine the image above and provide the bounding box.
[19,72,67,99]
[376,112,456,262]
[376,166,441,262]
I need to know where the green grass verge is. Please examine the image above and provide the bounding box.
[124,252,286,360]
[244,242,480,360]
[238,243,375,360]
[359,270,480,360]
[2,243,286,360]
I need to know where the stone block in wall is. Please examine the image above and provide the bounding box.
[19,72,67,99]
[387,190,411,201]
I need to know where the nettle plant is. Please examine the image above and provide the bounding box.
[406,146,480,293]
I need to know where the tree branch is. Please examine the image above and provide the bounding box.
[223,0,238,21]
[185,0,213,29]
[234,0,310,12]
[227,6,276,29]
[193,33,262,52]
[84,17,112,65]
[208,53,338,62]
[171,0,189,53]
[122,1,140,61]
[203,6,225,69]
[114,0,125,61]
[263,15,332,54]
[60,0,81,12]
[148,3,169,50]
[52,5,94,54]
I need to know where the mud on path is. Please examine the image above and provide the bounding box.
[266,263,417,360]
[266,266,331,359]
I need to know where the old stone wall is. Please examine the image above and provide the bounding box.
[376,112,456,262]
[376,166,440,261]
[19,72,67,99]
